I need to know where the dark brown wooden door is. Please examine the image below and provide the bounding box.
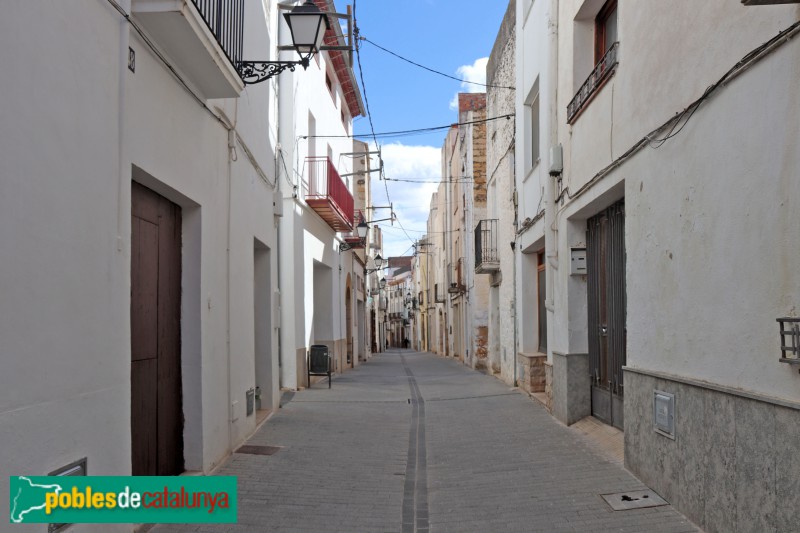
[588,200,626,430]
[131,182,183,476]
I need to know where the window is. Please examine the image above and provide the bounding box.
[306,113,316,195]
[537,251,547,353]
[567,0,619,123]
[530,94,540,167]
[523,0,534,23]
[524,78,540,173]
[595,0,618,62]
[325,71,334,100]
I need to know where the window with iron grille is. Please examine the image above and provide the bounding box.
[595,0,618,63]
[567,0,619,123]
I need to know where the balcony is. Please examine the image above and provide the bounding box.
[132,0,245,98]
[305,157,355,232]
[475,219,500,273]
[567,42,619,124]
[448,258,466,294]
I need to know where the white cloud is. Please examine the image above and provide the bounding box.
[370,143,441,258]
[449,57,489,110]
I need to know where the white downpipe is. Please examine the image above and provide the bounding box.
[544,0,560,342]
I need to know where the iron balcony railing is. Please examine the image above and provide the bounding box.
[191,0,244,71]
[448,259,466,294]
[305,157,355,231]
[567,42,619,124]
[777,318,800,364]
[475,219,500,273]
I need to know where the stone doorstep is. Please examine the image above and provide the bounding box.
[517,352,547,394]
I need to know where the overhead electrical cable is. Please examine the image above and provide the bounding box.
[304,114,513,140]
[353,0,392,209]
[360,37,515,91]
[553,19,800,209]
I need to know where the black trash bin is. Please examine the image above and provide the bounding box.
[308,344,332,389]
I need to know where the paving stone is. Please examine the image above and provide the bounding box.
[152,350,698,532]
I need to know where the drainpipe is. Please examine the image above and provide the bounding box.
[544,0,560,323]
[512,234,518,387]
[224,101,237,454]
[115,0,131,252]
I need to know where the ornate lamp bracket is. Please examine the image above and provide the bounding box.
[238,58,310,85]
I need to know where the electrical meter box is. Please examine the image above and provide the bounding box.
[654,390,675,439]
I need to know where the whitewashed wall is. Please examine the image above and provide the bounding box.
[0,1,283,523]
[277,10,357,389]
[556,0,800,397]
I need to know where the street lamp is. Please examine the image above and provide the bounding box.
[284,0,330,58]
[355,220,369,240]
[379,278,387,290]
[239,1,332,84]
[340,214,395,253]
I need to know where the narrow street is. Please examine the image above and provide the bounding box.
[153,351,698,533]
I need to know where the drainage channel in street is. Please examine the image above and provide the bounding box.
[400,354,429,533]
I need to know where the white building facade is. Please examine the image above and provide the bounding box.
[277,0,365,389]
[514,0,800,530]
[483,0,519,384]
[0,2,368,528]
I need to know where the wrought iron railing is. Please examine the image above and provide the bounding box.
[567,42,619,124]
[305,156,355,229]
[191,0,244,71]
[448,259,466,293]
[777,318,800,364]
[475,219,499,271]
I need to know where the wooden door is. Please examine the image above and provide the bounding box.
[587,200,626,430]
[131,182,183,476]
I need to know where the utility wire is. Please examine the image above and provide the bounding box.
[306,114,513,140]
[360,37,515,91]
[353,0,392,209]
[554,19,800,208]
[384,177,474,184]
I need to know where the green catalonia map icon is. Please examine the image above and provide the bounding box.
[9,476,63,523]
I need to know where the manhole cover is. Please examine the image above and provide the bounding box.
[236,445,282,456]
[601,490,667,511]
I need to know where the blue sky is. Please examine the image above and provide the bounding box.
[348,0,510,257]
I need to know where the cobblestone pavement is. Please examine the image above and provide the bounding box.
[152,350,699,533]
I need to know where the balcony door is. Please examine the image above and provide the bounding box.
[587,200,626,430]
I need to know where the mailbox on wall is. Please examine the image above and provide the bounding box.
[570,248,587,276]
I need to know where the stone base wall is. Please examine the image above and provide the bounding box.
[517,352,546,394]
[296,348,307,389]
[333,339,346,374]
[551,352,590,425]
[544,362,553,412]
[625,368,800,533]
